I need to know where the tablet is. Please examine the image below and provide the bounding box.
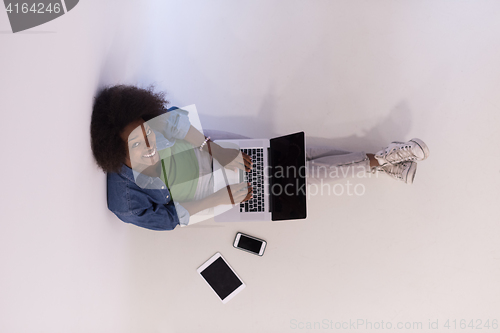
[197,253,246,304]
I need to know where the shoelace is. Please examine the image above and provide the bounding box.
[372,162,406,179]
[383,145,415,163]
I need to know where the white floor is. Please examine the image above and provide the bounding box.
[1,1,499,332]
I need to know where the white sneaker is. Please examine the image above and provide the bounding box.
[372,161,417,184]
[375,138,429,166]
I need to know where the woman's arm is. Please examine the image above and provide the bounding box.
[183,125,252,172]
[183,125,209,147]
[178,181,252,216]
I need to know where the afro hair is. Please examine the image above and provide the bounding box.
[90,84,169,173]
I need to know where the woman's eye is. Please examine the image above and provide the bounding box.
[131,142,140,148]
[146,129,152,136]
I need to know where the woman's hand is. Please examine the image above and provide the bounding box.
[210,145,252,172]
[214,181,253,205]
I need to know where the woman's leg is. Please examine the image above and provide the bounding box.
[306,143,423,185]
[367,153,380,168]
[306,145,373,185]
[200,136,377,185]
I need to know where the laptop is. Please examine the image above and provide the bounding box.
[213,132,307,222]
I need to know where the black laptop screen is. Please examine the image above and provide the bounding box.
[269,132,307,221]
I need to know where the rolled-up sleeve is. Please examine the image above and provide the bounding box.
[150,108,191,141]
[173,201,191,227]
[110,200,180,231]
[108,168,187,231]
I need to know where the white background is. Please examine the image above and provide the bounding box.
[1,1,499,332]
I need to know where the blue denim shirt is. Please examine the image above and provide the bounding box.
[107,107,192,231]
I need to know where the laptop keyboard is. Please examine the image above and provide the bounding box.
[240,148,265,213]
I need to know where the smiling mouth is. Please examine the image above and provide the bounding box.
[143,148,157,158]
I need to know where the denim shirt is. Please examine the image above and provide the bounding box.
[106,107,192,231]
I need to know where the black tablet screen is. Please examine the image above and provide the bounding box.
[200,257,243,300]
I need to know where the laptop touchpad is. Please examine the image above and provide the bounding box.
[240,213,265,221]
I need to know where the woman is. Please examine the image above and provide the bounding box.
[90,84,429,231]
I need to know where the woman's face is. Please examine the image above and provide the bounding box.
[121,118,159,169]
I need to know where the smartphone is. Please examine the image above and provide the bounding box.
[233,232,266,256]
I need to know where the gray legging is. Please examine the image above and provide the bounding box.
[203,129,370,186]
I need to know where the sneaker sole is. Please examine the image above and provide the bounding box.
[404,161,417,184]
[409,138,430,161]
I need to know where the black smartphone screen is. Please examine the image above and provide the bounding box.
[237,234,263,254]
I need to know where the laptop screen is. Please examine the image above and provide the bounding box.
[269,132,307,221]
